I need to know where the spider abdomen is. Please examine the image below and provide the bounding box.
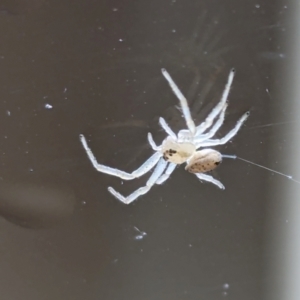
[185,149,222,173]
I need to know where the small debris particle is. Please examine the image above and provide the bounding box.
[45,104,53,109]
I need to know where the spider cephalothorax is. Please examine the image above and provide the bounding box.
[161,137,195,163]
[80,68,249,204]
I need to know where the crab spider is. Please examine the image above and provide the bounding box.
[79,68,249,204]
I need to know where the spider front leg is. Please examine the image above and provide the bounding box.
[196,111,250,148]
[161,68,196,135]
[178,101,227,143]
[79,134,162,180]
[195,68,235,135]
[195,173,225,189]
[193,102,227,143]
[108,158,168,204]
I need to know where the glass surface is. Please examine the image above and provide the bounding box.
[0,0,297,299]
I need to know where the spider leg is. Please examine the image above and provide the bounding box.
[195,173,225,189]
[108,158,168,204]
[161,68,196,135]
[195,111,250,148]
[147,132,161,151]
[80,134,162,180]
[159,117,177,140]
[156,162,177,184]
[193,102,227,143]
[195,68,235,135]
[177,129,192,142]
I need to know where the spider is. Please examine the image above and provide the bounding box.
[79,68,249,204]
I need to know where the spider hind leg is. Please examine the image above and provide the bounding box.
[108,158,168,204]
[195,173,225,189]
[79,134,162,180]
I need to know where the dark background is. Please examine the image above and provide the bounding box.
[0,0,291,299]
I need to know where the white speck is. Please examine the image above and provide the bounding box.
[172,29,176,33]
[29,168,34,172]
[222,291,228,296]
[63,87,67,93]
[119,38,123,42]
[255,4,260,8]
[112,8,118,11]
[81,201,87,205]
[134,226,147,240]
[223,283,229,289]
[45,104,53,109]
[6,110,11,116]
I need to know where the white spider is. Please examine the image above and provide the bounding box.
[79,68,249,204]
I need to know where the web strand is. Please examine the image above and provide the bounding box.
[222,154,300,184]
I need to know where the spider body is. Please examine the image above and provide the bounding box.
[80,68,249,204]
[161,138,221,173]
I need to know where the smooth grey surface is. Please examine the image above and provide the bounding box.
[0,0,291,299]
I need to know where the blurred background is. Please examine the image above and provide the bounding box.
[0,0,298,299]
